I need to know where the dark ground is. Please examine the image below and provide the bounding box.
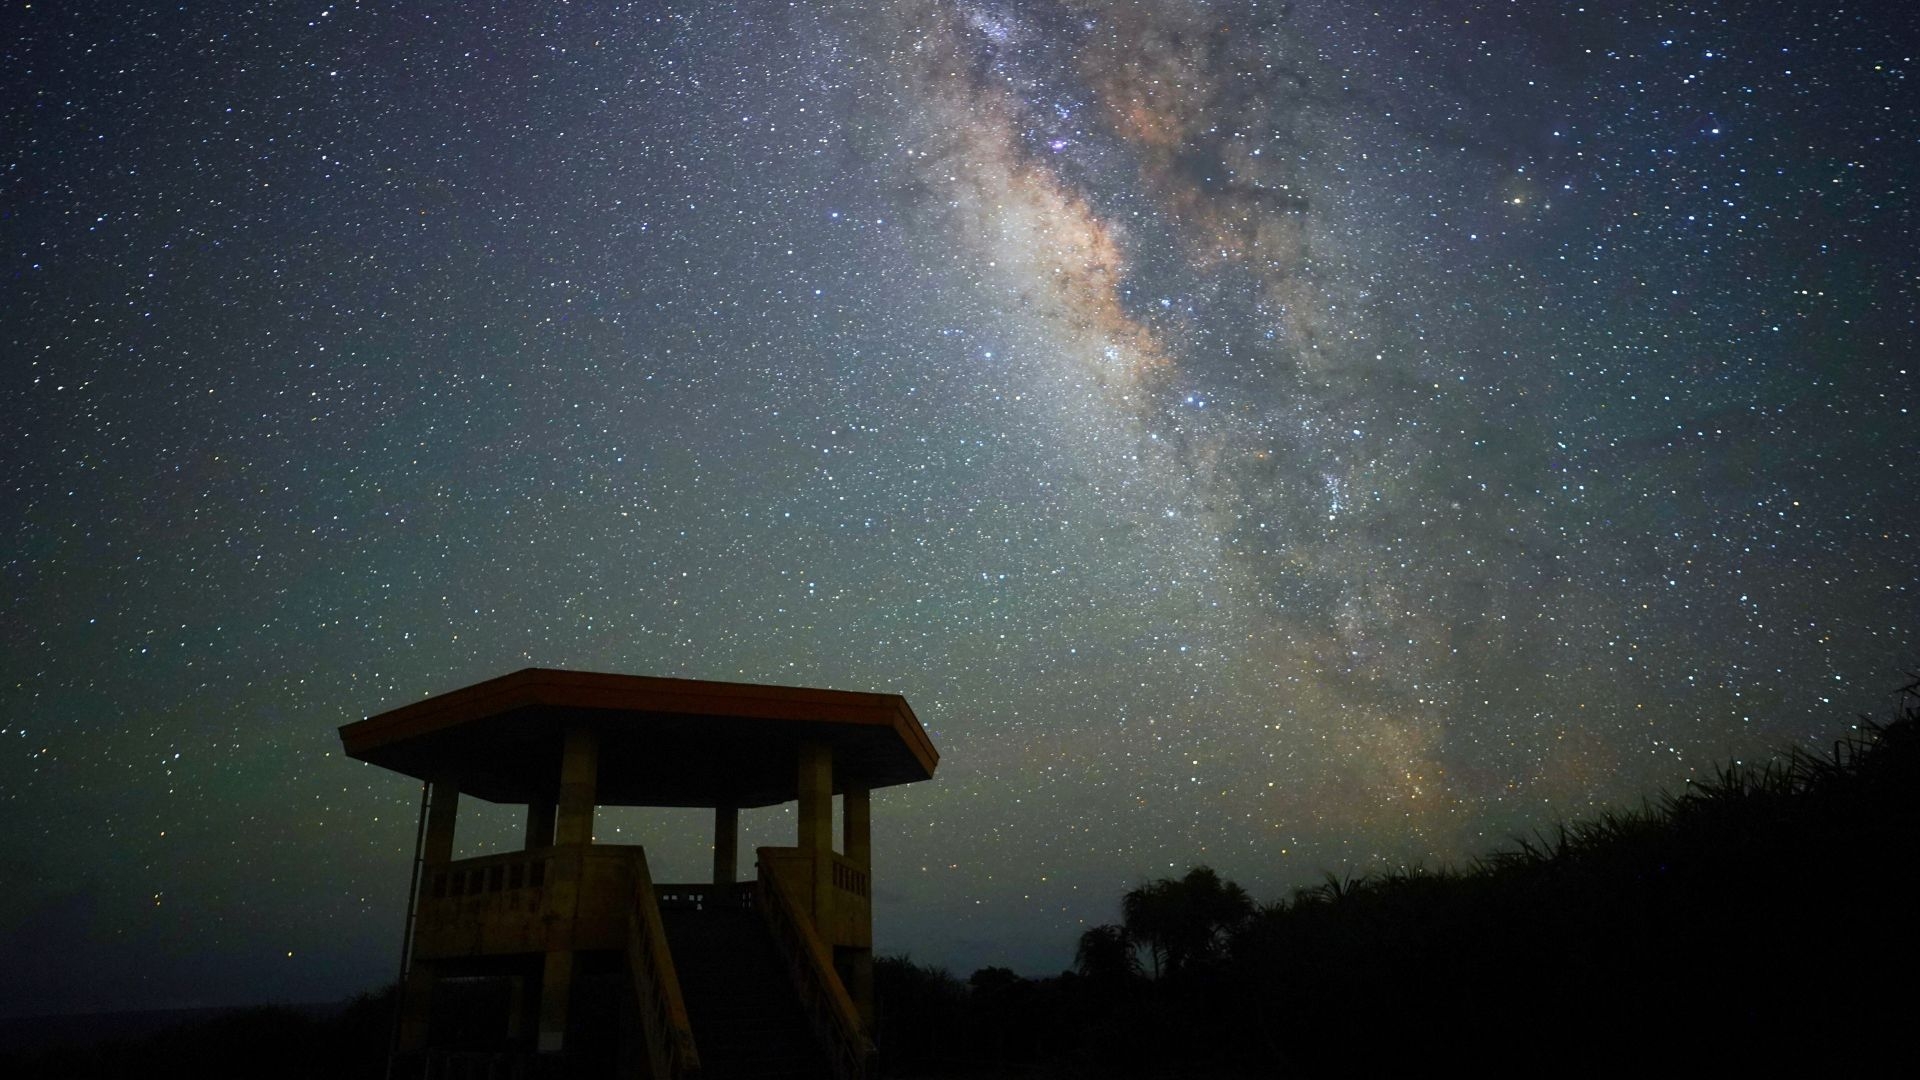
[7,687,1915,1078]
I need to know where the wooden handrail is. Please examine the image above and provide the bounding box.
[755,849,874,1080]
[625,851,702,1078]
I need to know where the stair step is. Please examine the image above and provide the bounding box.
[659,909,833,1080]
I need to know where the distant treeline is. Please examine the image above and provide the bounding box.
[0,989,394,1079]
[876,680,1919,1076]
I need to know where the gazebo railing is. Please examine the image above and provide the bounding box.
[626,852,702,1079]
[755,849,874,1080]
[654,881,756,912]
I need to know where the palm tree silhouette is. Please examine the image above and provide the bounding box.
[1081,866,1254,979]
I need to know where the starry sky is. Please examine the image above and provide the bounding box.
[4,0,1916,1015]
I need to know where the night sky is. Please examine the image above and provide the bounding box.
[4,0,1915,1016]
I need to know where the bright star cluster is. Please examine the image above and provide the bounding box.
[2,0,1914,1012]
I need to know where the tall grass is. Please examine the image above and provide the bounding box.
[1221,677,1920,1075]
[878,678,1919,1076]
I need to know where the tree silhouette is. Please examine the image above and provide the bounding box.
[1118,866,1253,977]
[1073,923,1139,983]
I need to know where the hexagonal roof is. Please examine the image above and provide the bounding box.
[338,668,938,807]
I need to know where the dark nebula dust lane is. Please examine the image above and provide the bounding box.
[2,0,1915,1012]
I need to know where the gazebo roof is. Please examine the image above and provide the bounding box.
[339,668,938,808]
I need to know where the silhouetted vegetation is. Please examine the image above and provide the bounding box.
[876,681,1920,1076]
[9,687,1913,1077]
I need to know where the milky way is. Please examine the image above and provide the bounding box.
[3,1,1915,1012]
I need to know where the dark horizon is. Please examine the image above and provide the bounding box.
[8,702,1916,1075]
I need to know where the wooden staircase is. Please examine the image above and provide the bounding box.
[661,907,832,1080]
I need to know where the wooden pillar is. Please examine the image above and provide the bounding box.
[525,799,555,850]
[843,784,871,875]
[539,726,597,1055]
[423,779,460,866]
[506,973,532,1043]
[399,778,459,1052]
[842,784,873,1023]
[397,963,436,1052]
[538,948,574,1054]
[796,743,833,855]
[848,949,874,1029]
[554,725,598,846]
[713,805,739,885]
[796,742,833,922]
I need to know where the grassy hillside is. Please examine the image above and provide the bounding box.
[879,680,1920,1076]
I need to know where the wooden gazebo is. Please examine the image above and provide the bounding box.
[340,668,939,1078]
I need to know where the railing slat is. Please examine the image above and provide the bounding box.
[625,853,702,1078]
[755,849,874,1080]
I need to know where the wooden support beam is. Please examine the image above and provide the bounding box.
[714,804,739,885]
[423,780,459,866]
[554,726,598,847]
[843,784,871,874]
